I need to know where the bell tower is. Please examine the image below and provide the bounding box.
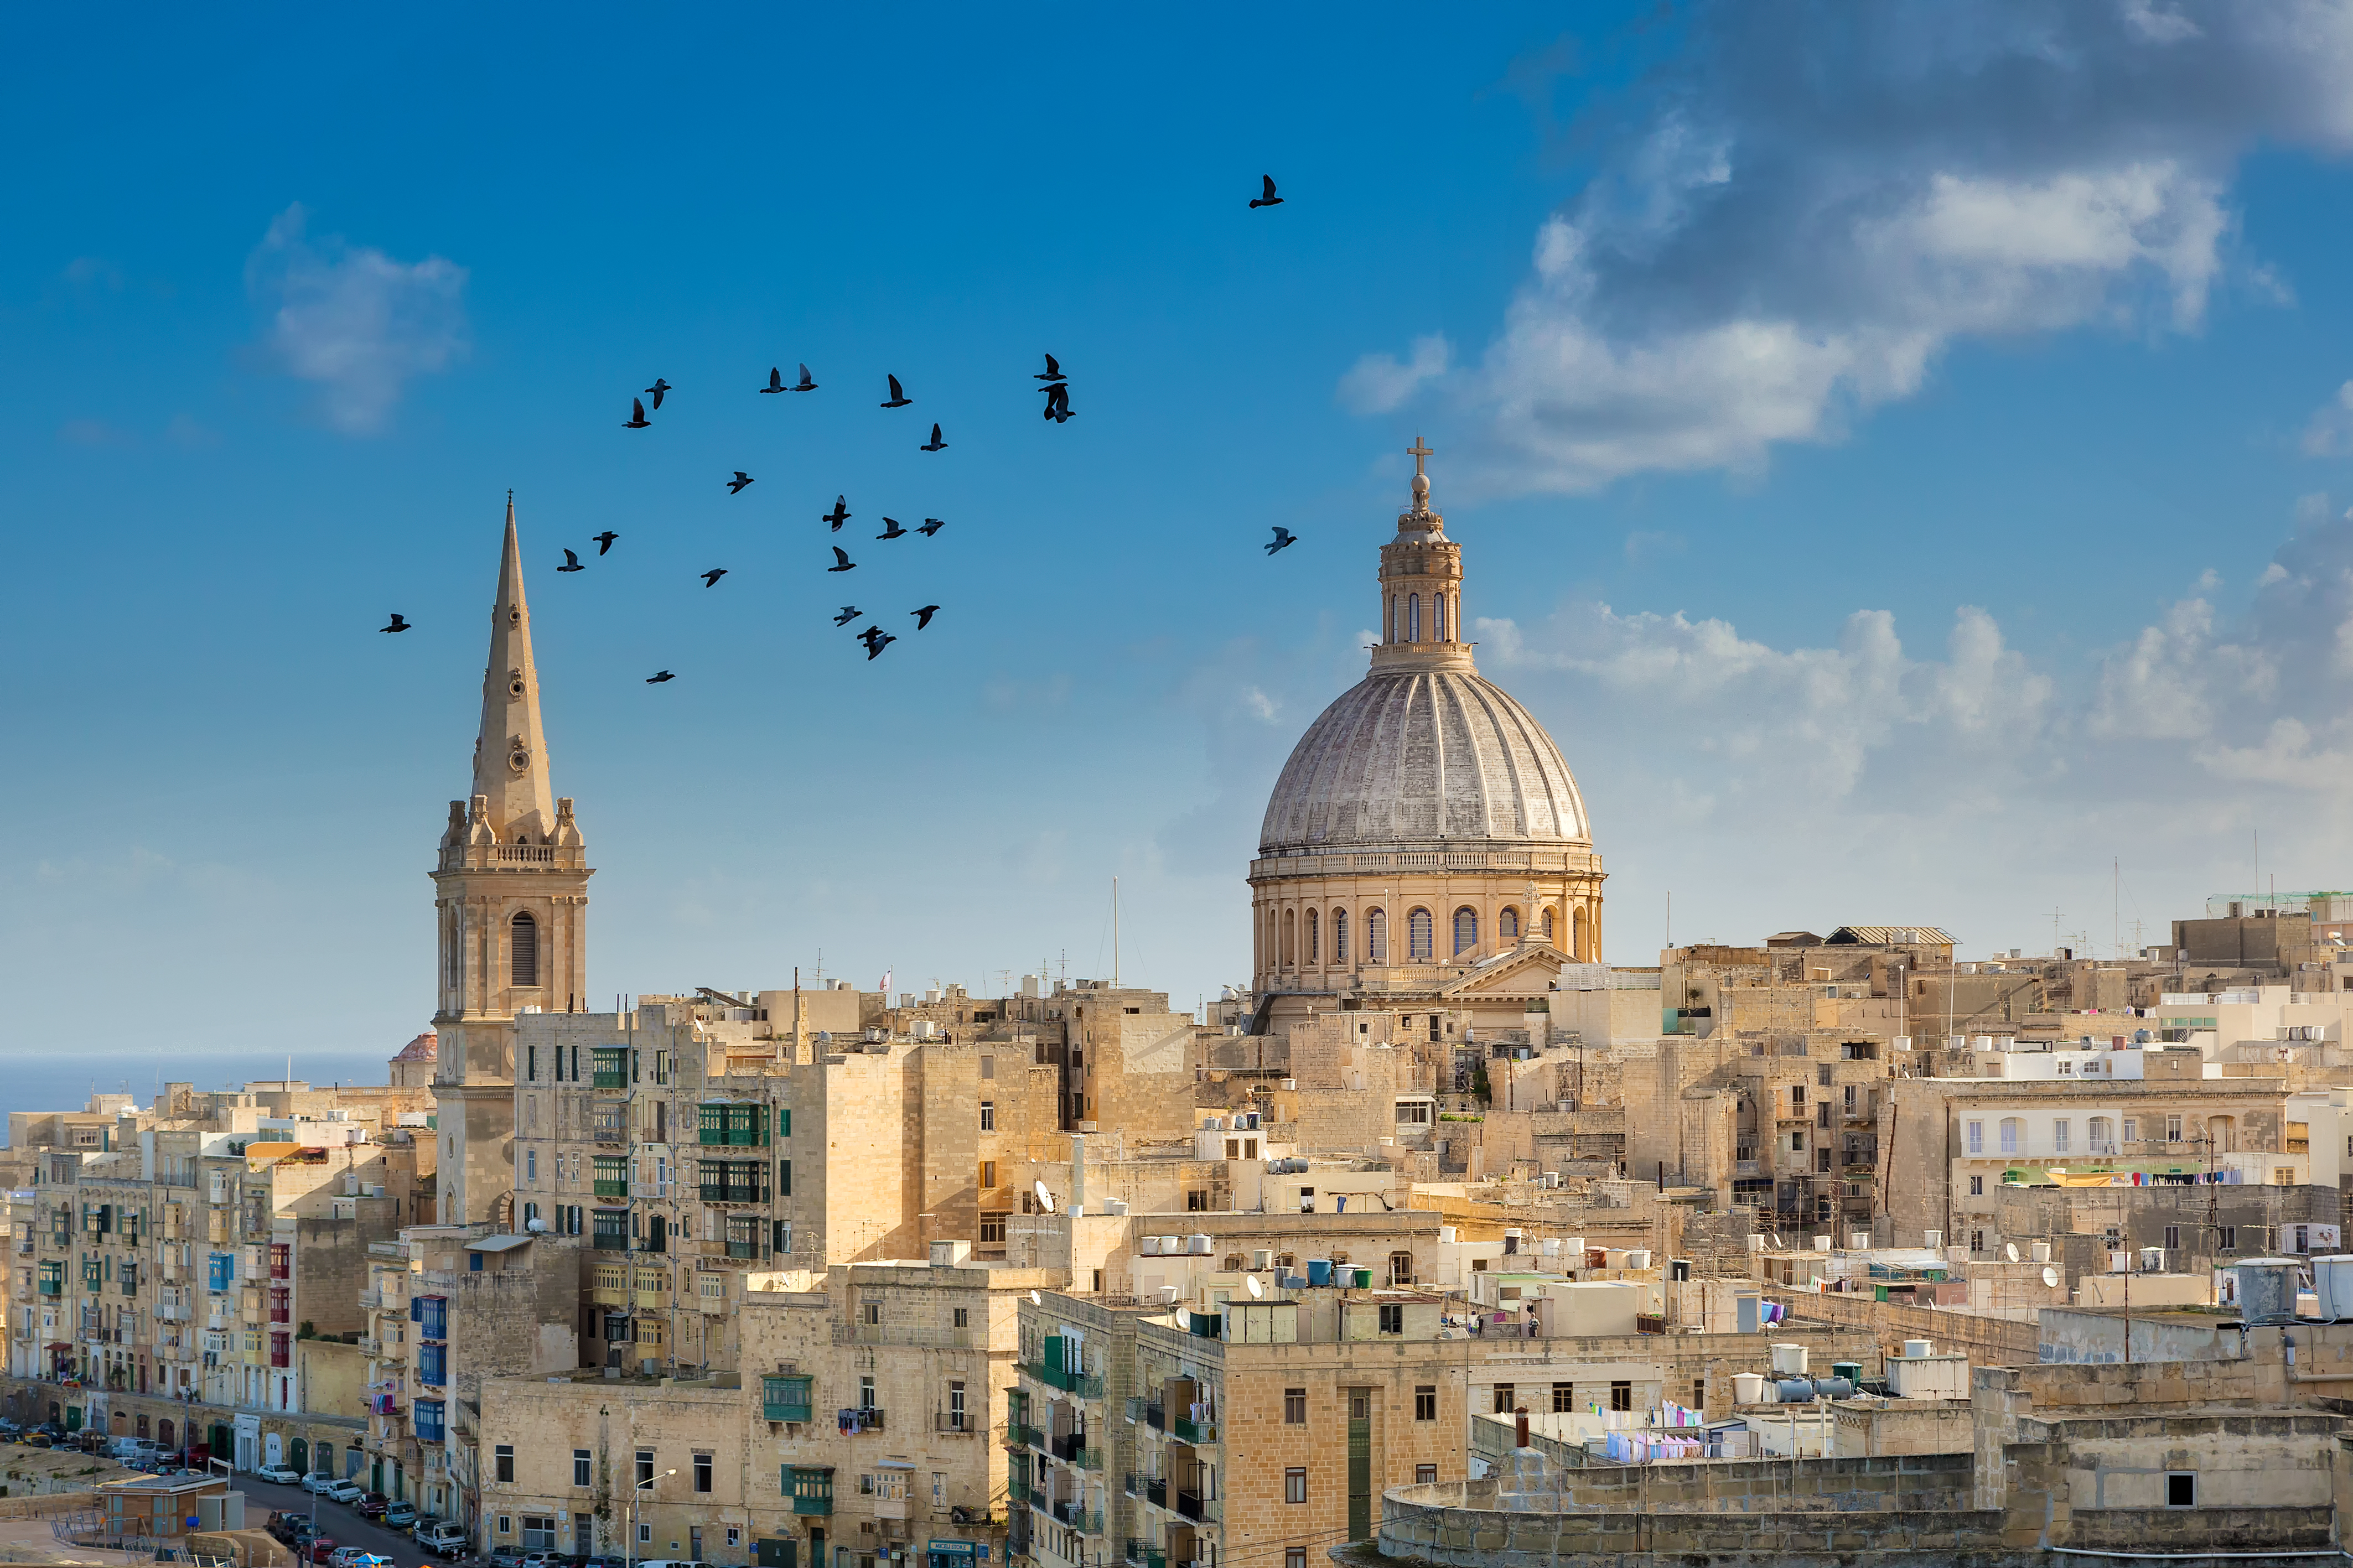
[431,495,592,1226]
[1373,436,1471,675]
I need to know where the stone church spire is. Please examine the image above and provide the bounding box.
[471,492,557,841]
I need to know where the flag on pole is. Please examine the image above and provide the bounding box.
[879,969,893,996]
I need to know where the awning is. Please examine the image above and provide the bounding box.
[465,1235,532,1254]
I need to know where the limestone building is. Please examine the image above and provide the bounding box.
[1250,447,1603,1031]
[434,499,594,1227]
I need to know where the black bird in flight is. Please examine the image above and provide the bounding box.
[1250,174,1284,209]
[702,568,728,587]
[911,605,939,630]
[624,398,651,428]
[1043,381,1074,422]
[792,363,818,392]
[822,495,851,531]
[917,517,946,536]
[860,626,896,660]
[645,378,672,409]
[557,548,585,573]
[877,517,909,540]
[880,373,911,408]
[592,531,619,555]
[760,367,787,394]
[380,613,410,634]
[828,547,856,572]
[646,670,675,684]
[832,606,862,627]
[1266,526,1297,555]
[1036,354,1065,383]
[920,423,947,451]
[728,471,755,494]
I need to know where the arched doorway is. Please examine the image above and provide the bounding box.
[289,1437,309,1474]
[111,1411,127,1432]
[157,1419,174,1451]
[208,1422,230,1460]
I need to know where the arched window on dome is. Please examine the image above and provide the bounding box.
[1407,907,1433,961]
[1435,594,1448,642]
[1366,908,1387,963]
[510,911,538,988]
[1387,595,1396,643]
[1541,906,1557,943]
[1499,907,1519,942]
[1452,907,1478,956]
[1281,908,1295,968]
[1408,594,1421,643]
[1304,908,1319,966]
[1331,908,1348,963]
[1572,905,1588,962]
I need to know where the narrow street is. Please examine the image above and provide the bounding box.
[234,1475,454,1568]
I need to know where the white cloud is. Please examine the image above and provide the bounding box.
[245,204,468,434]
[2303,381,2353,454]
[1355,3,2353,494]
[1338,333,1450,415]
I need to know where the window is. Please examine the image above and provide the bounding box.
[2274,1167,2297,1186]
[1281,908,1295,967]
[1332,908,1347,963]
[2052,1119,2070,1154]
[1287,1552,1306,1568]
[1791,1084,1805,1108]
[1407,907,1433,960]
[953,1307,969,1328]
[1609,1381,1631,1413]
[1499,907,1518,942]
[638,1524,650,1546]
[949,1381,967,1430]
[1452,907,1478,955]
[526,1149,537,1182]
[763,1375,814,1422]
[694,1453,713,1494]
[1693,1378,1706,1410]
[636,1451,655,1488]
[979,1214,1007,1244]
[1414,1386,1436,1421]
[1491,1384,1514,1414]
[979,1161,997,1190]
[1390,1250,1414,1285]
[1377,1303,1403,1335]
[979,1102,994,1132]
[1284,1468,1308,1505]
[522,1518,557,1551]
[2167,1473,2196,1508]
[1415,1465,1438,1485]
[573,1450,592,1487]
[1408,594,1420,642]
[1998,1119,2020,1155]
[979,1056,995,1079]
[497,1517,512,1537]
[1435,594,1448,641]
[2090,1116,2115,1154]
[1966,1120,1983,1155]
[1967,1175,1983,1196]
[1549,1383,1573,1413]
[863,1302,882,1326]
[2165,1114,2183,1143]
[1367,908,1386,963]
[495,1446,515,1483]
[2164,1225,2180,1251]
[1283,1388,1307,1425]
[2220,1226,2237,1250]
[778,1159,791,1197]
[511,912,538,987]
[1305,908,1319,965]
[2123,1117,2139,1144]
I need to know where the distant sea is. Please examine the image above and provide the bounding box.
[0,1051,398,1144]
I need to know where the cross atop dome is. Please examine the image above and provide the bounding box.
[1408,435,1433,513]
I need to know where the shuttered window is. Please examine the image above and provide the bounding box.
[511,912,538,987]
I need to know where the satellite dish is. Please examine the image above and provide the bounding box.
[1245,1275,1264,1299]
[2005,1243,2020,1263]
[1029,1290,1043,1306]
[2041,1266,2060,1287]
[1176,1307,1190,1331]
[1035,1181,1056,1214]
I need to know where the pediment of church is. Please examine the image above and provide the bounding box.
[1442,944,1573,1000]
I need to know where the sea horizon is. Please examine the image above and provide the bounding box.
[0,1050,398,1145]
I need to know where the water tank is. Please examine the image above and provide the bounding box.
[1539,1238,1562,1258]
[2312,1256,2353,1320]
[1774,1378,1816,1403]
[1352,1268,1373,1289]
[1923,1229,1943,1250]
[1252,1249,1273,1271]
[1104,1200,1129,1216]
[2230,1259,2302,1325]
[1306,1259,1333,1287]
[1188,1234,1213,1256]
[1732,1372,1768,1404]
[1626,1249,1653,1269]
[1770,1343,1808,1376]
[1847,1231,1870,1250]
[1813,1235,1832,1252]
[1831,1361,1863,1384]
[2030,1241,2052,1264]
[1140,1236,1164,1256]
[1902,1339,1933,1359]
[1205,1117,1225,1131]
[1811,1377,1854,1400]
[1563,1237,1586,1255]
[1439,1226,1458,1245]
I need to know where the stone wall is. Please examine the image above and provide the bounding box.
[1786,1289,2038,1367]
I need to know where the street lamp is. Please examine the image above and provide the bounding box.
[626,1468,675,1568]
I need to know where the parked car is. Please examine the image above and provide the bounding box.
[20,1434,53,1448]
[354,1493,389,1519]
[257,1465,303,1484]
[326,1481,365,1504]
[346,1556,394,1568]
[307,1538,339,1564]
[330,1549,377,1568]
[383,1501,417,1528]
[302,1472,339,1494]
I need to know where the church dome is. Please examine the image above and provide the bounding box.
[1260,667,1589,854]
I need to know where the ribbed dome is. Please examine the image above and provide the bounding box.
[1260,668,1589,854]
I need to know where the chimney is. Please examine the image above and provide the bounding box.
[1514,1406,1530,1450]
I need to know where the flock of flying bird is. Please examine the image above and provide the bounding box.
[377,174,1298,678]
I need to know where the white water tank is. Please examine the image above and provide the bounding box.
[1924,1229,1942,1250]
[1141,1235,1164,1255]
[1439,1226,1458,1245]
[2311,1256,2353,1320]
[1813,1236,1832,1252]
[1188,1234,1213,1255]
[1252,1249,1273,1271]
[2030,1241,2052,1264]
[1902,1339,1933,1359]
[1626,1249,1652,1269]
[1770,1342,1808,1376]
[1733,1372,1768,1405]
[1848,1231,1870,1250]
[1205,1117,1224,1131]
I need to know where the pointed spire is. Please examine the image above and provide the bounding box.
[471,493,557,840]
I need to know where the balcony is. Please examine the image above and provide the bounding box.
[631,1180,674,1201]
[1006,1422,1044,1451]
[592,1122,627,1145]
[1124,1397,1166,1430]
[1174,1492,1217,1523]
[1049,1502,1101,1535]
[592,1233,630,1252]
[593,1071,629,1090]
[1021,1363,1105,1399]
[1009,1479,1034,1507]
[1171,1416,1216,1445]
[699,1184,769,1206]
[593,1180,629,1199]
[724,1239,760,1260]
[635,1289,668,1310]
[935,1412,975,1434]
[1125,1544,1167,1568]
[1126,1476,1165,1509]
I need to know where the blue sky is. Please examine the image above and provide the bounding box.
[12,3,2353,1069]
